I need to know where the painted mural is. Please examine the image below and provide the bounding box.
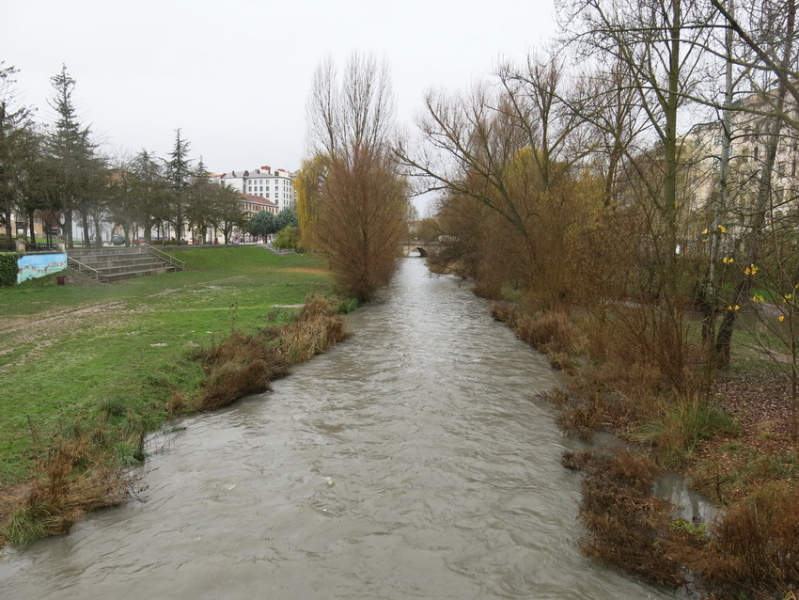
[17,253,68,284]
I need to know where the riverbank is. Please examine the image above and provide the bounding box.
[1,257,673,600]
[0,247,348,546]
[490,301,799,598]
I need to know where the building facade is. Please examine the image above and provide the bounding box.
[213,166,297,212]
[238,193,279,217]
[683,92,799,230]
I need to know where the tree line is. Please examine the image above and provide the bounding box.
[391,0,799,383]
[297,0,799,380]
[0,64,254,250]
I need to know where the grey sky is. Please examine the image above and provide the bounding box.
[4,0,556,180]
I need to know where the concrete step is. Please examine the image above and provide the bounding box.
[85,261,172,276]
[68,247,146,258]
[69,255,166,269]
[68,246,182,282]
[98,266,180,282]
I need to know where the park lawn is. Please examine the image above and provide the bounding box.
[0,247,333,485]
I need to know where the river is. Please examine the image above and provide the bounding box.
[0,258,678,599]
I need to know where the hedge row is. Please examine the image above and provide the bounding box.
[0,253,20,286]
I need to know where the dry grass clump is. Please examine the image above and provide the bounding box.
[564,449,682,588]
[197,294,350,412]
[197,329,290,412]
[277,294,351,364]
[490,302,519,327]
[696,482,799,598]
[1,432,140,546]
[514,311,583,355]
[542,388,608,440]
[492,304,584,372]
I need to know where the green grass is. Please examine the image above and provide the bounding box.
[0,247,332,485]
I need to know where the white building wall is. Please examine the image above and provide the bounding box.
[213,166,296,212]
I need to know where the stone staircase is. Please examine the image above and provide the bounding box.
[67,246,185,283]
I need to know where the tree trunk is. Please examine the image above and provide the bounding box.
[713,0,796,367]
[62,206,73,249]
[701,0,735,349]
[28,213,36,246]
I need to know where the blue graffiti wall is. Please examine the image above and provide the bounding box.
[17,253,68,284]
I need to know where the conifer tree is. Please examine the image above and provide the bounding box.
[164,129,191,243]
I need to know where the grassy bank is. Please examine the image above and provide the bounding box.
[0,247,342,544]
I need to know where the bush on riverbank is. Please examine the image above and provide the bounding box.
[696,481,799,597]
[2,427,142,545]
[196,294,350,412]
[568,447,799,597]
[490,297,799,597]
[491,304,584,373]
[562,449,684,588]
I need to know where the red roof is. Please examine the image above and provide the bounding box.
[238,192,278,208]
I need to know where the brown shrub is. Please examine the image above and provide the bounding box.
[568,449,682,588]
[198,294,350,412]
[3,432,140,545]
[514,311,583,355]
[697,482,799,597]
[581,303,698,397]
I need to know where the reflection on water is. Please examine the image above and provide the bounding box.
[0,259,678,599]
[654,472,720,525]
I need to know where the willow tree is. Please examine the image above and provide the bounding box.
[397,51,592,306]
[304,54,408,301]
[295,154,329,251]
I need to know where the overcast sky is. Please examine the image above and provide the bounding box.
[4,0,557,191]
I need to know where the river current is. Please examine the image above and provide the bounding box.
[0,258,677,599]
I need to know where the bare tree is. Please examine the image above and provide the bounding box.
[397,50,598,305]
[304,53,408,301]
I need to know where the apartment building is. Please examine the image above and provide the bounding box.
[213,166,297,212]
[684,91,799,229]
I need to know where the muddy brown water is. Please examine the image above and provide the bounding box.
[0,258,679,599]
